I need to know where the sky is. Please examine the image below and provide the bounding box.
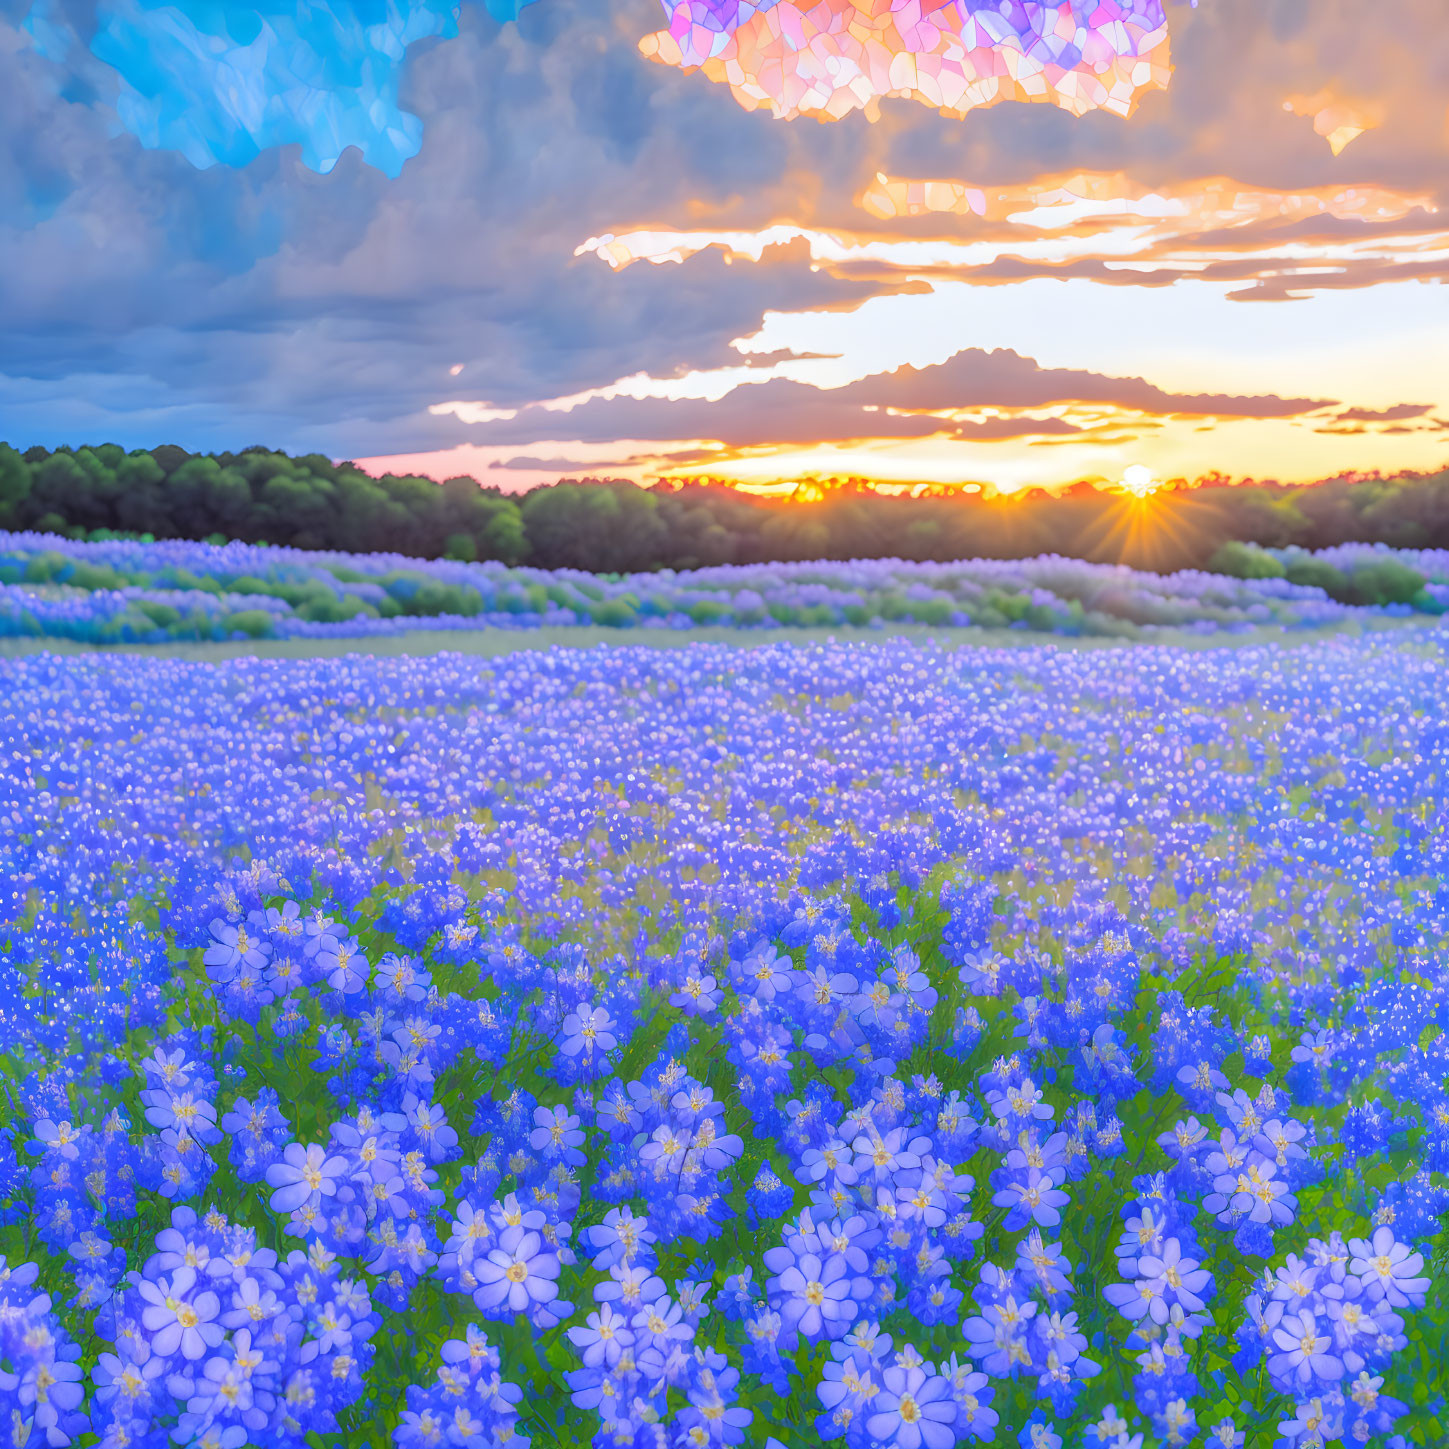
[3,0,1448,496]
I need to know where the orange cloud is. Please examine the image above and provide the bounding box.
[427,347,1333,455]
[1284,90,1383,156]
[577,170,1443,300]
[856,170,1433,230]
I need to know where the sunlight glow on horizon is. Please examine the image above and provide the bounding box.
[1119,463,1160,498]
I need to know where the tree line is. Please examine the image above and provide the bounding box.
[2,442,1447,574]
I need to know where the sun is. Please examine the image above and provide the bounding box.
[1119,464,1161,499]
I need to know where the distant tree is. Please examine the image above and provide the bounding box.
[255,468,339,548]
[0,441,1447,575]
[114,451,170,535]
[166,457,252,537]
[151,444,193,475]
[759,508,829,560]
[522,482,667,572]
[331,469,414,555]
[0,444,30,526]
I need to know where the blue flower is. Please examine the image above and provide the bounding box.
[559,1004,617,1064]
[1269,1310,1343,1387]
[1342,1225,1425,1308]
[472,1224,561,1317]
[866,1361,957,1449]
[764,1248,863,1346]
[265,1142,348,1215]
[136,1267,223,1360]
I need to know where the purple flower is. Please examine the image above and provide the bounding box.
[957,951,1005,995]
[799,1141,858,1189]
[1290,1029,1335,1068]
[867,1363,957,1449]
[560,1005,617,1059]
[595,1263,667,1312]
[993,1169,1070,1229]
[530,1105,586,1165]
[138,1267,223,1360]
[1348,1227,1429,1308]
[315,935,368,994]
[375,952,430,1001]
[203,917,271,983]
[265,1142,348,1214]
[768,1252,862,1343]
[740,943,796,1002]
[472,1225,561,1314]
[567,1303,635,1367]
[582,1207,655,1269]
[1277,1397,1342,1444]
[1132,1238,1213,1324]
[143,1091,220,1143]
[31,1119,88,1160]
[671,972,721,1016]
[1270,1310,1344,1386]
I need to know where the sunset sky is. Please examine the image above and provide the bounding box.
[4,0,1449,495]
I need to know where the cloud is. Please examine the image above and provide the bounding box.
[580,176,1447,301]
[1283,88,1380,156]
[429,345,1333,450]
[826,349,1331,418]
[488,454,607,470]
[2,0,1447,469]
[855,0,1449,216]
[1334,403,1434,422]
[0,0,913,454]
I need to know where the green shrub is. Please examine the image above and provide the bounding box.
[590,599,638,628]
[905,598,954,626]
[136,601,181,628]
[1283,558,1348,595]
[1342,559,1426,607]
[993,590,1030,623]
[163,568,223,595]
[1207,541,1285,580]
[408,581,483,617]
[223,610,275,638]
[296,594,371,624]
[226,575,275,596]
[23,551,69,584]
[65,561,130,591]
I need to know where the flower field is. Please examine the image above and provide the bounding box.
[1,531,1446,644]
[1,633,1446,1448]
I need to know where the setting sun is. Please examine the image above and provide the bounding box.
[1120,464,1161,498]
